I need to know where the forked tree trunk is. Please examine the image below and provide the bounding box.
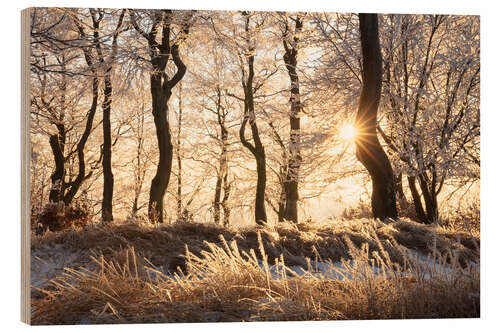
[355,14,398,220]
[47,59,67,203]
[407,175,427,222]
[131,10,191,223]
[239,110,268,225]
[62,36,99,204]
[58,16,101,206]
[62,74,98,205]
[418,174,438,223]
[239,12,267,225]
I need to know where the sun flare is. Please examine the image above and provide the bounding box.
[339,123,358,142]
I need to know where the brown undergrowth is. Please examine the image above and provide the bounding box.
[31,218,480,324]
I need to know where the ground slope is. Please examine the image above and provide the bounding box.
[30,218,480,324]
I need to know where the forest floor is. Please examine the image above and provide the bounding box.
[30,217,480,324]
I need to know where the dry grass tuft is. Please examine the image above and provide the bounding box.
[31,218,479,283]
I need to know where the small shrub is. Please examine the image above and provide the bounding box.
[36,200,91,233]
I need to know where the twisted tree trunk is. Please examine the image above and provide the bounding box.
[355,14,398,220]
[131,10,191,223]
[149,89,174,223]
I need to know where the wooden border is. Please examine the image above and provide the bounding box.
[21,7,31,325]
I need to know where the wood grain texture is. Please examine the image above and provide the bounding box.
[21,7,31,325]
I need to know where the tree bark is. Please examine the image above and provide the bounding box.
[131,108,146,217]
[355,14,398,220]
[48,131,65,202]
[222,166,231,227]
[176,83,183,220]
[395,173,409,210]
[214,109,229,225]
[281,15,303,223]
[407,175,427,222]
[62,19,99,205]
[148,86,174,223]
[131,10,191,223]
[277,179,286,222]
[238,12,267,225]
[101,74,114,222]
[214,173,222,225]
[95,9,124,222]
[418,174,438,223]
[62,74,98,205]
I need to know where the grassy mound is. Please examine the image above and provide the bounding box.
[31,218,480,324]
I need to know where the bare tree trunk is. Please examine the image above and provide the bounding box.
[97,9,124,222]
[62,75,98,205]
[418,174,438,223]
[239,12,267,225]
[214,173,222,225]
[214,128,229,225]
[282,15,303,223]
[211,87,231,226]
[101,74,114,222]
[131,108,146,217]
[46,58,67,203]
[255,151,267,224]
[240,109,267,225]
[222,167,231,227]
[149,91,174,223]
[62,18,100,204]
[132,195,139,216]
[131,10,191,223]
[395,173,409,210]
[277,177,286,222]
[48,132,65,202]
[355,14,398,220]
[176,83,183,220]
[407,175,427,222]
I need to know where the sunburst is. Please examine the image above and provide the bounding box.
[339,123,358,143]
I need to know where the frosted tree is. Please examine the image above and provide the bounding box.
[276,12,305,223]
[129,9,194,223]
[378,14,480,223]
[30,8,108,207]
[354,13,398,219]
